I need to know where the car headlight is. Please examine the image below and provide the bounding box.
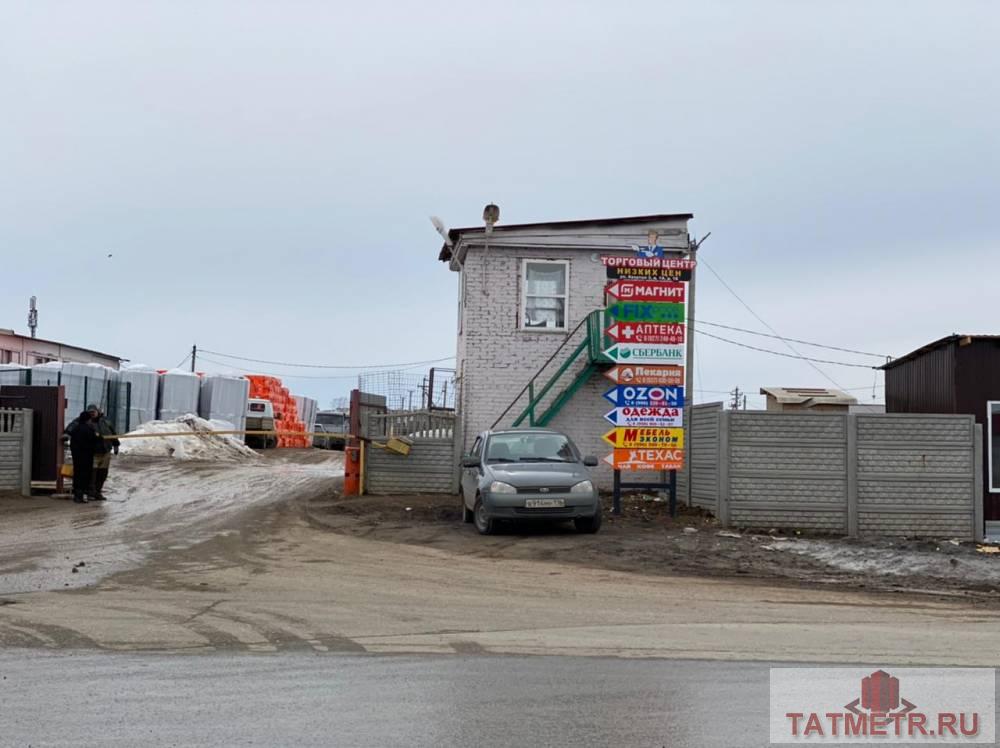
[570,480,594,494]
[489,481,517,494]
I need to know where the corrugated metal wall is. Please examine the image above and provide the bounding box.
[884,342,955,414]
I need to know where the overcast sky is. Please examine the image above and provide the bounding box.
[1,1,997,407]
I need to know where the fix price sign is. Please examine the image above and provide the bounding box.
[605,302,684,324]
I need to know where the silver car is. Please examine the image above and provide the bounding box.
[460,428,602,535]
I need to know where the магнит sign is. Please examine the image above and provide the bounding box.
[603,385,684,408]
[605,280,686,303]
[603,406,683,427]
[605,322,685,345]
[605,302,685,324]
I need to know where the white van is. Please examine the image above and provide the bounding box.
[245,398,277,448]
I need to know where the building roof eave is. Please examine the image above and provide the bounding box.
[437,212,694,263]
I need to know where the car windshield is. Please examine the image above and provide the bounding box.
[485,433,577,463]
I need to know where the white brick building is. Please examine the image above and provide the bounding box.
[439,212,693,489]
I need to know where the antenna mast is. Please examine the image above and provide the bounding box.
[28,297,38,338]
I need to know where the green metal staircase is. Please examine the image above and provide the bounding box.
[491,310,612,429]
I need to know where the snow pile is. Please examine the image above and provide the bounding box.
[119,414,260,461]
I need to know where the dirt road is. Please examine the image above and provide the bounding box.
[1,453,999,664]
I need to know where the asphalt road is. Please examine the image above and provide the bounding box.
[1,653,770,747]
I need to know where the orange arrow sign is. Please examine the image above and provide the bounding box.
[603,365,685,387]
[603,448,685,471]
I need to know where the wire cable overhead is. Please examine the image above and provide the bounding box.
[198,349,455,370]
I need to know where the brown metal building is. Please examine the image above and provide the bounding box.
[882,335,1000,522]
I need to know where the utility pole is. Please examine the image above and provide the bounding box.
[190,345,197,373]
[730,386,742,410]
[683,233,707,507]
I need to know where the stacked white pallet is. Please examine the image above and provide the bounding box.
[31,362,118,422]
[0,364,29,387]
[293,395,318,434]
[157,369,201,421]
[117,364,160,431]
[199,375,250,435]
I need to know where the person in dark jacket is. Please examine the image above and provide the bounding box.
[66,411,102,503]
[65,404,120,501]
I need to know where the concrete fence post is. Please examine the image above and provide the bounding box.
[20,409,33,498]
[718,410,730,527]
[846,413,858,538]
[974,424,984,543]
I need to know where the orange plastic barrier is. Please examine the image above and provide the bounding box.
[245,375,310,447]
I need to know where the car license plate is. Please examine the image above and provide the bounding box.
[525,498,565,509]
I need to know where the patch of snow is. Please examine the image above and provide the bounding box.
[119,414,259,461]
[768,539,1000,586]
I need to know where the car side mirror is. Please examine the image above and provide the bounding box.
[582,455,599,467]
[461,455,480,468]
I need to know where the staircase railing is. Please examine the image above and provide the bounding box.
[491,309,608,430]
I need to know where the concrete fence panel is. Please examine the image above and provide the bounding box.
[0,408,32,497]
[699,411,982,540]
[366,439,457,495]
[854,414,978,540]
[686,403,722,511]
[725,412,849,533]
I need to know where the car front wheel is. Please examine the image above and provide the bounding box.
[473,497,495,535]
[574,508,602,534]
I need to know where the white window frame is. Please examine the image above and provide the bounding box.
[520,259,570,332]
[988,401,1000,493]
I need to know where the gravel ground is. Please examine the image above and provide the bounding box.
[306,491,1000,602]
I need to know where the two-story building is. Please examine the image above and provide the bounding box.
[439,210,694,488]
[0,328,123,369]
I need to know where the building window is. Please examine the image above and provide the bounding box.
[0,350,12,364]
[521,259,569,331]
[989,402,1000,493]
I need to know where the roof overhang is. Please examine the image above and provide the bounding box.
[878,334,1000,370]
[438,212,694,268]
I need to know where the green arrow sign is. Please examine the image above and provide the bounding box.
[605,302,685,324]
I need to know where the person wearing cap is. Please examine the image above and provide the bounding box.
[65,404,120,501]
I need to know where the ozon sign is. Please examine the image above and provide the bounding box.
[603,385,684,408]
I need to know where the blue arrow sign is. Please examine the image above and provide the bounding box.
[604,406,684,427]
[603,385,685,408]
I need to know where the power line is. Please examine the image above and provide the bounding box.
[199,348,455,370]
[698,257,847,389]
[694,329,878,369]
[693,318,889,359]
[175,353,191,369]
[196,355,441,381]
